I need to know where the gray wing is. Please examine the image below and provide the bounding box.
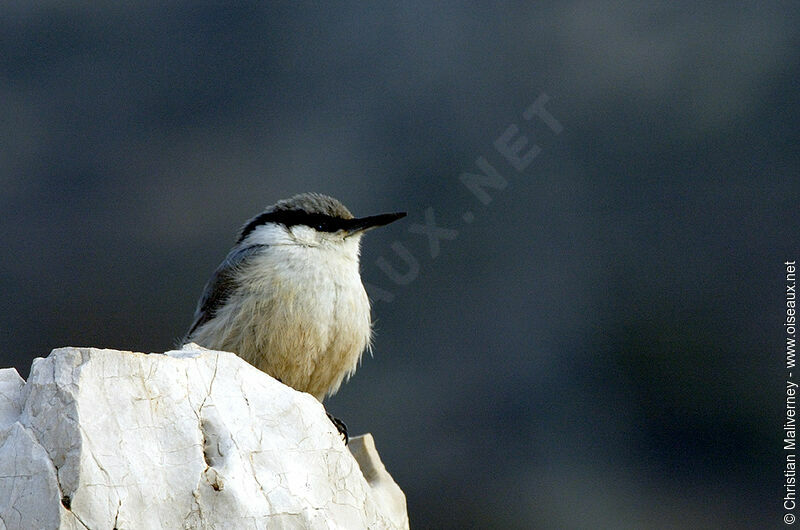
[184,244,266,342]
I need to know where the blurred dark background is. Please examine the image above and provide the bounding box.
[1,2,797,528]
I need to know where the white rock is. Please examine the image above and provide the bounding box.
[0,346,408,529]
[0,368,25,430]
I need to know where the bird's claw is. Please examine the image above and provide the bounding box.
[326,412,348,445]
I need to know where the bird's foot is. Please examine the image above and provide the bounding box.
[326,412,348,445]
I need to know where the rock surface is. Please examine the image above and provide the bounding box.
[0,346,408,529]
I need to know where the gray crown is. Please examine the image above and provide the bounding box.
[270,193,354,220]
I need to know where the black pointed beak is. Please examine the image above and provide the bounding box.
[345,212,406,237]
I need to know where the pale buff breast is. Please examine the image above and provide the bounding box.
[192,243,372,401]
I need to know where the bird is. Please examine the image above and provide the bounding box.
[183,193,405,438]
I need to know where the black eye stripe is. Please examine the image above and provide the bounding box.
[238,210,351,243]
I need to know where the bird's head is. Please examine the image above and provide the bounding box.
[237,193,406,252]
